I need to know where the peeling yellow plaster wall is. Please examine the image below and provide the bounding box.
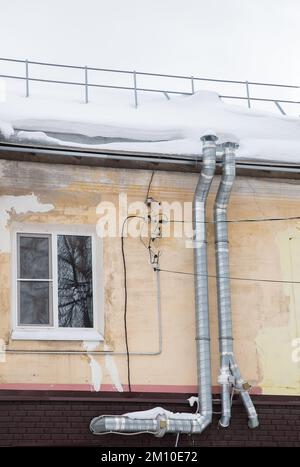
[0,160,299,395]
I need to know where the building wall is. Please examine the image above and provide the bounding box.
[1,391,300,447]
[0,159,299,397]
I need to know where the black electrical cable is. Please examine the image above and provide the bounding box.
[121,209,300,390]
[145,170,155,202]
[120,173,158,392]
[168,215,300,224]
[155,267,300,285]
[121,215,144,392]
[139,217,161,265]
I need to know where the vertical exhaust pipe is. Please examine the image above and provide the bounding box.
[193,134,218,426]
[214,142,259,429]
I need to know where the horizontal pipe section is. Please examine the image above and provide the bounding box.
[90,415,212,436]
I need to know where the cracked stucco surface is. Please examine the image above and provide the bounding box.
[0,159,299,394]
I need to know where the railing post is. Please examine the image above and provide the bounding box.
[245,80,251,108]
[25,59,29,97]
[191,76,195,94]
[133,70,138,108]
[274,101,286,115]
[84,66,89,103]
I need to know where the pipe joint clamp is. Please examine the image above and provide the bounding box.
[155,414,168,437]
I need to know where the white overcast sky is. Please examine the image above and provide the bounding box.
[0,0,299,85]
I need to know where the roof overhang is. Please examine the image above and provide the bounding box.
[1,142,300,180]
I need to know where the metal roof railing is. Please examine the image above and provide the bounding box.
[0,57,299,115]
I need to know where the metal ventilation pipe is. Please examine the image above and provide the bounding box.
[214,142,259,429]
[192,134,217,429]
[90,135,217,437]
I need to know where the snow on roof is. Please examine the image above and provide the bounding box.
[1,89,300,164]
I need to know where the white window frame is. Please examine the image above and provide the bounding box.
[11,223,104,341]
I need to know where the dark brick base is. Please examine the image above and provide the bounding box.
[0,391,299,447]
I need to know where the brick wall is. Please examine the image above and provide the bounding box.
[0,391,299,447]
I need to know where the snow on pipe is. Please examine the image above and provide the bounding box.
[89,135,217,437]
[214,142,259,429]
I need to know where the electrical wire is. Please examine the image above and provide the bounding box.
[167,215,300,224]
[139,215,161,265]
[155,267,300,285]
[145,170,155,202]
[119,197,162,394]
[138,218,151,251]
[121,215,144,393]
[119,182,160,392]
[120,209,300,391]
[9,182,300,380]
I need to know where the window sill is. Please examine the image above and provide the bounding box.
[11,328,104,341]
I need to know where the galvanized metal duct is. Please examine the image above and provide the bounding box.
[191,134,217,429]
[90,135,217,437]
[214,142,259,429]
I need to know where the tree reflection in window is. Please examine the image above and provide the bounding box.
[57,235,93,328]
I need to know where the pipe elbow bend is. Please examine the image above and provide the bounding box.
[90,416,106,434]
[199,413,213,432]
[248,416,259,429]
[219,415,230,428]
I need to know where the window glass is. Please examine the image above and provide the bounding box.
[17,234,52,326]
[57,235,93,328]
[19,281,52,325]
[19,235,50,279]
